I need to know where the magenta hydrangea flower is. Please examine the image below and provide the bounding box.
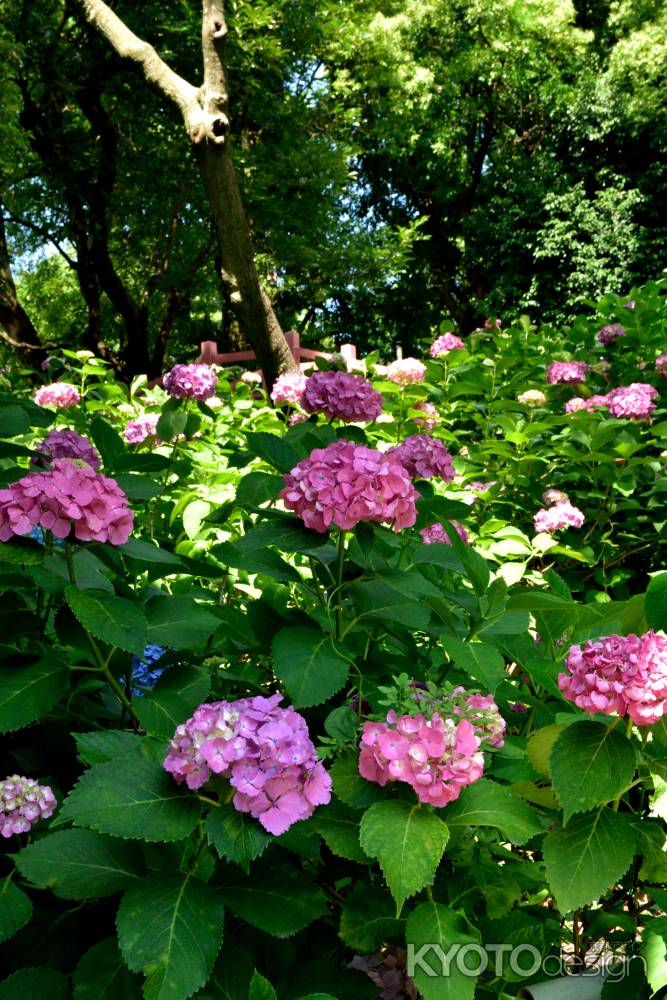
[163,363,218,401]
[280,440,418,533]
[301,371,383,423]
[270,371,308,406]
[411,401,440,431]
[420,521,469,545]
[34,382,80,408]
[124,414,160,445]
[656,355,667,377]
[598,323,625,346]
[33,430,100,470]
[388,435,455,481]
[606,383,658,420]
[387,358,427,386]
[164,694,331,835]
[0,458,133,545]
[559,631,667,725]
[534,501,584,533]
[359,709,484,807]
[1,775,56,838]
[546,361,589,385]
[542,488,569,506]
[430,332,465,358]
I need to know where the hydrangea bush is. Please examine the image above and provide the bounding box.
[0,281,667,998]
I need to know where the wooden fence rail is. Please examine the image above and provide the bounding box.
[199,330,357,370]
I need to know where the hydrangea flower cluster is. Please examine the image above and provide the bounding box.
[542,488,569,505]
[455,690,506,748]
[430,332,465,358]
[469,480,496,495]
[164,694,331,835]
[606,383,658,420]
[565,394,610,414]
[559,631,667,724]
[656,355,667,377]
[359,709,484,807]
[0,458,133,544]
[518,389,547,407]
[411,400,440,431]
[163,363,218,401]
[280,440,418,533]
[34,382,80,408]
[598,323,625,345]
[33,429,101,470]
[546,361,589,385]
[388,435,455,481]
[386,358,427,386]
[301,371,383,423]
[270,371,308,406]
[131,644,167,696]
[124,414,160,444]
[420,521,469,545]
[350,950,419,1000]
[534,500,584,534]
[240,370,263,384]
[1,775,56,838]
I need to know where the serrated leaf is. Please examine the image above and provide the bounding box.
[314,801,367,862]
[443,779,545,844]
[117,538,183,568]
[527,724,567,778]
[235,471,284,508]
[543,809,636,913]
[349,580,431,630]
[74,730,144,766]
[245,431,300,473]
[439,636,505,692]
[73,937,141,1000]
[248,971,277,1000]
[359,801,449,912]
[117,872,224,1000]
[217,860,328,937]
[134,666,210,739]
[0,879,32,943]
[272,627,350,707]
[339,884,403,951]
[145,595,219,649]
[642,916,667,995]
[59,753,200,842]
[65,587,147,653]
[14,829,144,898]
[406,902,481,1000]
[0,968,69,1000]
[205,804,270,872]
[0,657,68,733]
[549,721,636,821]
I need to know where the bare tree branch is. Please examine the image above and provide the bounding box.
[2,210,79,271]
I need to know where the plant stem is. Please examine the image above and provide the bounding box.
[335,530,346,641]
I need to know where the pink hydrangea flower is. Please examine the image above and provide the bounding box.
[546,361,589,385]
[388,435,455,481]
[163,363,218,401]
[420,521,469,545]
[280,440,418,533]
[0,458,133,545]
[430,333,465,358]
[565,397,587,414]
[587,394,610,410]
[124,414,160,445]
[559,631,667,725]
[288,411,308,426]
[411,401,440,431]
[469,480,496,495]
[359,710,485,807]
[656,355,667,377]
[301,371,383,423]
[270,371,308,406]
[606,383,658,420]
[453,690,506,749]
[164,694,331,835]
[240,370,263,384]
[387,358,427,386]
[33,430,100,470]
[1,775,56,838]
[542,489,569,506]
[598,323,625,346]
[34,382,80,408]
[534,501,584,533]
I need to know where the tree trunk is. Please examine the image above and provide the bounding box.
[0,212,47,369]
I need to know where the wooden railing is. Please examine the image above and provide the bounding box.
[199,330,357,370]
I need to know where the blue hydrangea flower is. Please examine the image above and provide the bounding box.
[30,526,45,544]
[131,644,167,696]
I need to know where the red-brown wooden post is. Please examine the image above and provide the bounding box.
[200,341,219,364]
[284,330,300,363]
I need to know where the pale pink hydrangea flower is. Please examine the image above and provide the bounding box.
[598,323,625,346]
[606,383,658,420]
[1,776,56,838]
[280,440,418,533]
[270,371,308,406]
[301,371,383,423]
[163,363,218,401]
[518,389,547,407]
[411,401,440,431]
[0,458,133,545]
[288,411,308,426]
[565,397,587,414]
[587,394,610,410]
[542,489,569,506]
[124,414,160,445]
[33,430,100,470]
[546,361,589,385]
[559,631,667,725]
[164,694,331,835]
[420,521,469,545]
[430,332,465,358]
[388,434,455,481]
[469,480,496,495]
[624,301,636,309]
[534,501,584,533]
[387,358,427,386]
[656,355,667,377]
[34,382,80,408]
[240,370,263,384]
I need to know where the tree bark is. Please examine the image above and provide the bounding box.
[73,0,298,386]
[0,212,48,369]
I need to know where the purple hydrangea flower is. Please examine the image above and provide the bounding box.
[301,371,383,423]
[1,775,56,837]
[163,363,218,401]
[33,430,101,470]
[388,435,455,481]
